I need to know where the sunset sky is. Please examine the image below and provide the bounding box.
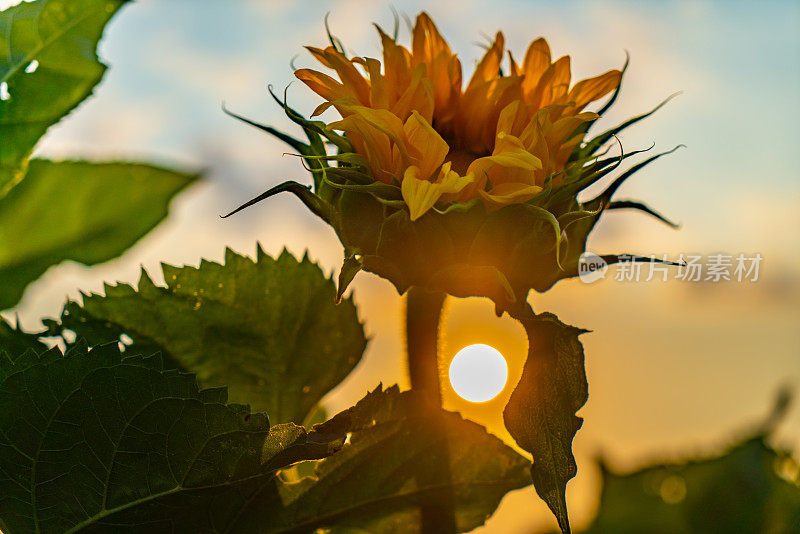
[2,1,799,532]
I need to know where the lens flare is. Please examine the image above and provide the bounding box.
[448,344,508,403]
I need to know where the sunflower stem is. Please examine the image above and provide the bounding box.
[405,286,457,534]
[406,287,446,403]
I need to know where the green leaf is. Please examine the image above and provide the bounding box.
[53,247,367,425]
[586,390,800,533]
[0,159,197,310]
[0,342,345,534]
[0,0,128,195]
[0,316,47,358]
[586,438,800,534]
[503,307,589,534]
[256,385,532,533]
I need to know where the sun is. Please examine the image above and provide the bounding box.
[448,344,508,403]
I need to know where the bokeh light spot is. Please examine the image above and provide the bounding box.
[659,475,687,504]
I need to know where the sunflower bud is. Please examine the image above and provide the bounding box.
[224,12,680,314]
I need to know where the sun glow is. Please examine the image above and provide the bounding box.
[448,344,508,403]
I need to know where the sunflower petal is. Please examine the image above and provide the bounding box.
[468,133,543,178]
[467,31,505,91]
[401,165,473,220]
[403,111,449,179]
[480,182,544,208]
[568,70,622,111]
[521,37,551,97]
[306,46,371,105]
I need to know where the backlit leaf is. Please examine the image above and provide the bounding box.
[52,247,367,425]
[0,159,197,310]
[503,308,589,534]
[0,0,128,195]
[250,385,532,533]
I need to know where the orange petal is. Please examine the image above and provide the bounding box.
[391,63,435,122]
[412,12,454,65]
[521,38,551,97]
[305,46,334,68]
[327,114,395,182]
[568,70,622,111]
[547,55,572,104]
[466,31,505,91]
[411,13,462,122]
[361,57,390,109]
[376,25,414,96]
[508,50,520,77]
[306,46,370,105]
[496,100,535,138]
[458,75,523,153]
[295,69,346,106]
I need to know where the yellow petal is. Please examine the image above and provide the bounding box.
[496,100,522,137]
[549,112,597,144]
[401,166,473,220]
[479,182,543,209]
[467,133,542,178]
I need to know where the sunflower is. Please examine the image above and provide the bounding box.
[223,11,678,310]
[294,13,621,220]
[222,15,680,534]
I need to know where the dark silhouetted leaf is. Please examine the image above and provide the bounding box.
[0,316,47,358]
[0,342,345,534]
[0,159,196,310]
[53,248,367,425]
[0,345,530,533]
[254,385,532,533]
[503,307,589,534]
[0,0,128,195]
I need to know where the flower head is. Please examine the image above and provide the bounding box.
[224,12,680,312]
[295,13,622,220]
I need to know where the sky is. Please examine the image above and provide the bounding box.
[2,1,800,532]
